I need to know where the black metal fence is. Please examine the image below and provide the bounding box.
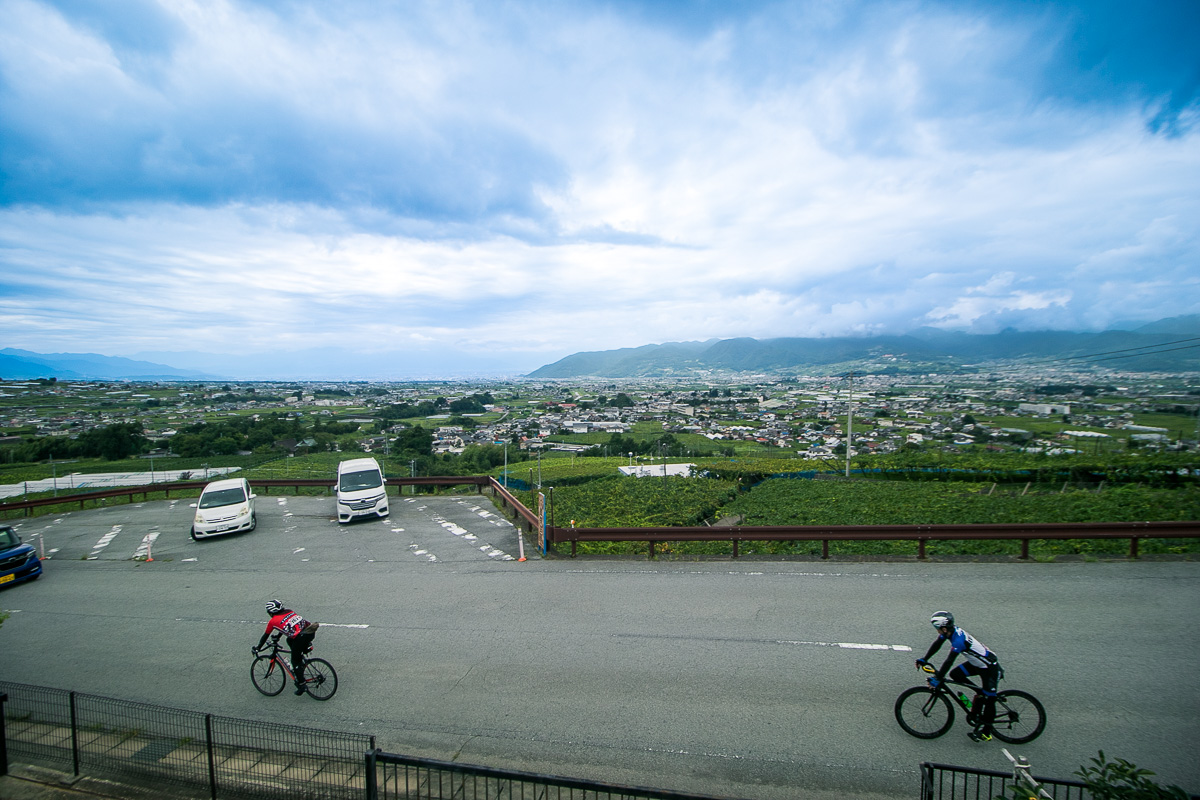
[1,681,374,799]
[922,760,1200,800]
[2,682,731,800]
[366,750,734,800]
[921,761,1089,800]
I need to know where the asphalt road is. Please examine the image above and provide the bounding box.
[1,492,1198,800]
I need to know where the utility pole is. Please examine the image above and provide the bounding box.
[845,372,855,478]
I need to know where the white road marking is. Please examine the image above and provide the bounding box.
[408,544,438,562]
[89,526,122,559]
[430,514,515,560]
[776,639,913,651]
[175,618,369,628]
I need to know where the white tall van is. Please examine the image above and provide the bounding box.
[336,457,388,524]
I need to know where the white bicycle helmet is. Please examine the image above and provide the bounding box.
[265,599,284,615]
[930,611,954,629]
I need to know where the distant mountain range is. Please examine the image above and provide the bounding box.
[3,315,1198,381]
[0,349,219,381]
[526,315,1200,378]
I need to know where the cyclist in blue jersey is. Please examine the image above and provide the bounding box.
[916,611,1001,742]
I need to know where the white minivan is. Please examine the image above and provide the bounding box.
[191,477,257,540]
[336,457,388,523]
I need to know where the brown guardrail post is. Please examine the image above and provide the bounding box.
[732,539,739,558]
[1130,536,1139,559]
[822,539,829,559]
[1020,539,1030,560]
[918,539,927,560]
[648,541,655,559]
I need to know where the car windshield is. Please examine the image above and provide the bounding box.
[340,470,382,491]
[199,487,247,508]
[0,527,18,548]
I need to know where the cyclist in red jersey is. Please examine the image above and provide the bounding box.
[254,600,320,694]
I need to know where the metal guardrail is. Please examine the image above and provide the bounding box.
[0,475,498,517]
[551,519,1200,558]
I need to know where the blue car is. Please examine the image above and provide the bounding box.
[0,525,42,589]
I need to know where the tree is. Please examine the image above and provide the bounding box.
[393,425,433,457]
[75,422,151,460]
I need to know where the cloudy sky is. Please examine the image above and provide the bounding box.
[1,0,1198,378]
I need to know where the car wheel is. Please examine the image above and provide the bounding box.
[190,528,199,541]
[249,513,257,532]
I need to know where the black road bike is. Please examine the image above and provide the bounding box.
[251,632,339,701]
[895,664,1045,743]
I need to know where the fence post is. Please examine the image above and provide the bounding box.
[364,748,379,800]
[205,714,217,800]
[69,691,79,777]
[0,692,8,777]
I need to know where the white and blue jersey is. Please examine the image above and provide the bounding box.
[942,627,994,669]
[923,625,1001,695]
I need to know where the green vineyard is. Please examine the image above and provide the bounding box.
[502,454,1200,558]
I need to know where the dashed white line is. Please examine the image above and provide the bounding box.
[776,639,913,651]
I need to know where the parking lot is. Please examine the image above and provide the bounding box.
[7,490,527,567]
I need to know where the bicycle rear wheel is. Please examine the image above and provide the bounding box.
[251,655,286,696]
[301,657,338,701]
[991,690,1046,744]
[895,686,954,738]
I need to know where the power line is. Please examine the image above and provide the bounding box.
[995,336,1200,369]
[1072,342,1200,364]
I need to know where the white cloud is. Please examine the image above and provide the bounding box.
[0,0,1198,374]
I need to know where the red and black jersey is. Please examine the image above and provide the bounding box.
[265,610,311,639]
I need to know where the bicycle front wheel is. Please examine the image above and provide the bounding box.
[895,686,954,739]
[251,655,286,696]
[992,690,1046,744]
[301,657,338,701]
